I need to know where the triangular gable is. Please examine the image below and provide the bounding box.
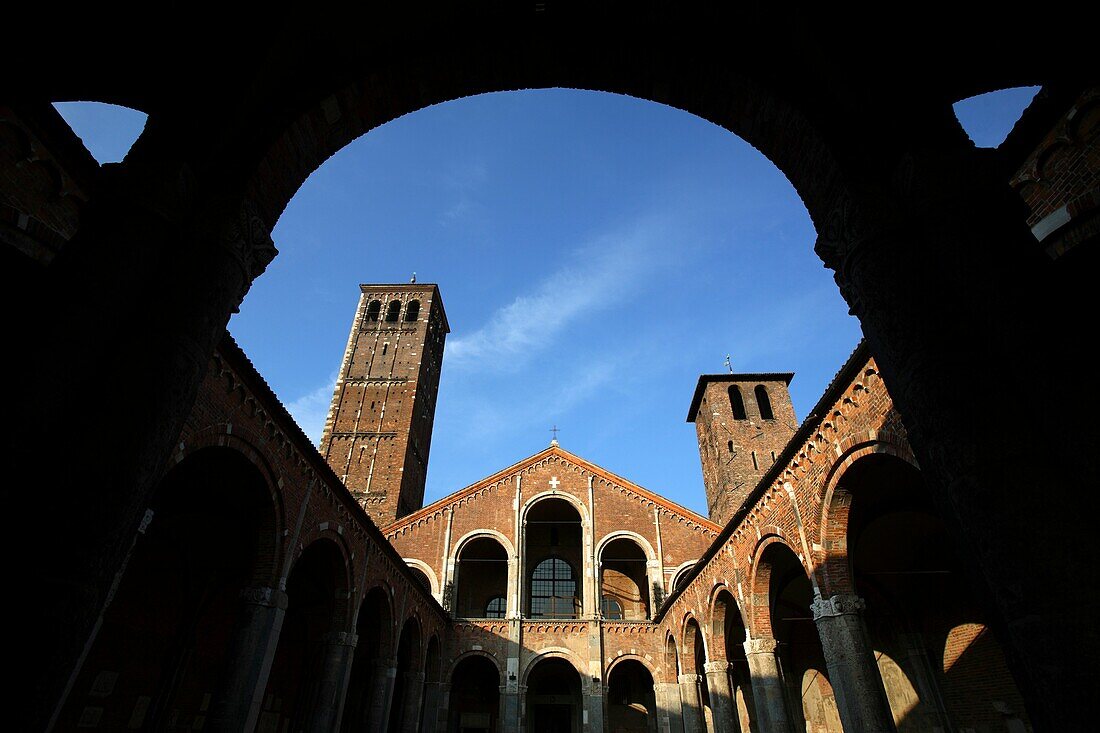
[383,445,721,535]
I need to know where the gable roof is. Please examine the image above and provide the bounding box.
[383,444,722,534]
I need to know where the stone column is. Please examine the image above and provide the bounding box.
[207,586,288,733]
[366,658,397,731]
[678,673,704,733]
[420,681,442,733]
[398,670,425,733]
[584,679,605,733]
[304,631,358,733]
[499,684,521,733]
[704,661,740,733]
[743,638,792,733]
[814,141,1098,729]
[654,682,685,733]
[811,594,895,733]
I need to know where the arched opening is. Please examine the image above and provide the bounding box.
[404,299,420,321]
[754,385,773,420]
[455,537,509,618]
[729,386,748,420]
[758,541,840,733]
[525,498,583,618]
[263,537,350,730]
[366,299,382,321]
[713,589,756,733]
[420,635,442,732]
[385,299,401,322]
[685,619,713,733]
[600,537,651,620]
[449,655,500,733]
[672,564,696,594]
[836,453,1032,732]
[388,617,423,733]
[526,657,582,733]
[342,587,393,732]
[408,565,433,593]
[55,446,277,731]
[607,660,657,733]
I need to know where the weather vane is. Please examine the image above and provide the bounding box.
[724,354,733,373]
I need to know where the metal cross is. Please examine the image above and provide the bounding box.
[550,425,560,441]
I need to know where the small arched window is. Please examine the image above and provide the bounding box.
[728,385,747,420]
[485,596,506,619]
[366,300,382,321]
[385,300,401,322]
[727,440,734,453]
[755,385,774,420]
[404,300,420,322]
[601,597,623,620]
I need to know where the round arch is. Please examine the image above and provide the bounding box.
[606,652,659,680]
[449,649,504,680]
[287,533,356,628]
[815,440,921,595]
[596,530,656,562]
[747,534,807,639]
[521,490,590,525]
[669,560,699,594]
[403,559,439,597]
[520,647,586,687]
[451,527,517,560]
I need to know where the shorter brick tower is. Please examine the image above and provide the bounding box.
[321,283,448,525]
[687,373,797,526]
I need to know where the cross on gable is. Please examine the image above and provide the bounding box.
[548,476,560,490]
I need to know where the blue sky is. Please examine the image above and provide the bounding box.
[55,86,1037,517]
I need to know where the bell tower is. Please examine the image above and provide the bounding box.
[321,282,448,525]
[687,372,797,526]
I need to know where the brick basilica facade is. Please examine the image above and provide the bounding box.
[3,9,1096,732]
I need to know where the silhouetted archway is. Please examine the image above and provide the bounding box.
[713,589,756,733]
[342,587,393,732]
[449,655,500,733]
[608,660,657,733]
[388,617,423,733]
[55,446,277,731]
[526,657,582,733]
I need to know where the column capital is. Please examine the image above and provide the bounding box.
[703,661,729,674]
[811,593,866,620]
[322,630,358,647]
[678,673,702,684]
[743,637,777,655]
[239,586,288,610]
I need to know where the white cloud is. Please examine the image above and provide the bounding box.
[285,372,339,446]
[446,214,673,370]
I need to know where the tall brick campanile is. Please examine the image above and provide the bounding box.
[321,283,449,525]
[687,373,797,526]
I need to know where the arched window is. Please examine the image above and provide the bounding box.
[366,300,382,321]
[672,564,695,593]
[385,300,401,322]
[729,385,747,420]
[485,596,506,619]
[530,557,578,618]
[727,440,734,453]
[404,300,420,322]
[755,385,774,420]
[601,597,623,620]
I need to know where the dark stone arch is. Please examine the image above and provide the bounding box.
[342,586,394,732]
[388,616,423,733]
[263,537,351,731]
[449,653,501,733]
[608,658,657,733]
[55,445,278,731]
[525,656,583,733]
